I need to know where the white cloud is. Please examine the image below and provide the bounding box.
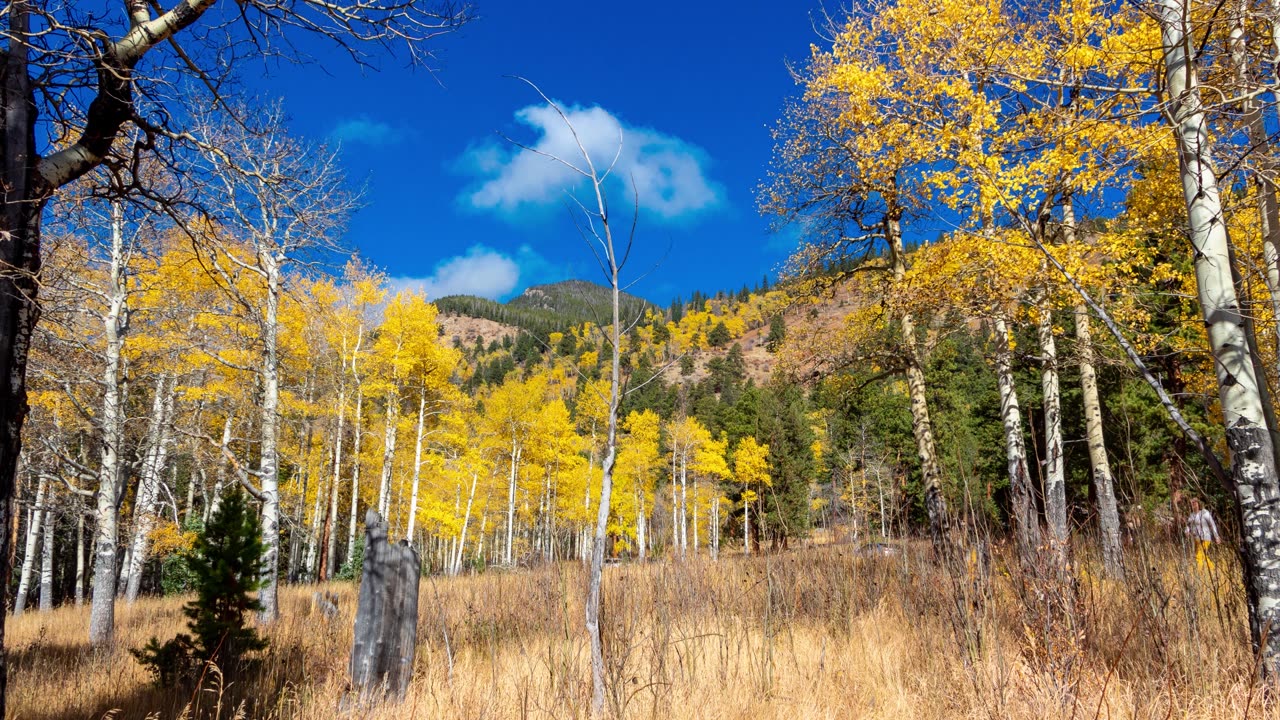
[461,103,725,222]
[391,245,521,300]
[331,116,403,147]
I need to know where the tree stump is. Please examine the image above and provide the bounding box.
[349,510,420,701]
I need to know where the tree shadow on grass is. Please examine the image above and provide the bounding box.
[10,640,317,720]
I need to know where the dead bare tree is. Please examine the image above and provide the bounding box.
[497,79,642,718]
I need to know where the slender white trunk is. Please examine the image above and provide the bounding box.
[454,471,478,575]
[1160,0,1280,675]
[347,389,364,564]
[1229,2,1280,362]
[324,387,346,580]
[993,315,1039,556]
[14,474,45,616]
[209,416,232,520]
[377,390,399,519]
[89,200,128,645]
[1037,299,1068,548]
[303,470,325,579]
[74,510,85,606]
[123,373,174,602]
[38,507,54,612]
[258,251,282,622]
[407,392,426,540]
[636,487,647,561]
[743,496,751,556]
[692,478,699,553]
[679,455,688,557]
[889,215,949,547]
[583,447,594,563]
[712,497,720,560]
[670,448,679,556]
[506,441,519,565]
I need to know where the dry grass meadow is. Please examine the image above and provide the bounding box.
[7,536,1273,719]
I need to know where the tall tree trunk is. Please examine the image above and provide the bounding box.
[454,471,477,575]
[13,473,45,616]
[1230,0,1280,364]
[209,415,232,520]
[712,496,720,560]
[1,5,41,710]
[258,252,282,622]
[377,391,399,519]
[123,373,174,602]
[636,488,647,562]
[89,200,129,645]
[1037,299,1068,548]
[1063,197,1123,576]
[74,509,85,606]
[587,257,621,719]
[679,454,688,558]
[992,315,1040,557]
[887,213,950,548]
[38,505,53,612]
[407,392,426,540]
[323,386,346,580]
[1075,305,1123,576]
[506,441,519,566]
[1159,0,1280,676]
[743,495,751,556]
[347,389,364,566]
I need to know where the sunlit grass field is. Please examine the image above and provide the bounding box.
[7,536,1271,719]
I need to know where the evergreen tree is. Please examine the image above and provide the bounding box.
[707,321,731,348]
[132,491,268,686]
[757,384,815,548]
[766,314,786,352]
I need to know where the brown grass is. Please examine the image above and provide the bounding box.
[7,536,1273,719]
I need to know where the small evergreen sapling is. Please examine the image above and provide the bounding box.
[132,491,268,686]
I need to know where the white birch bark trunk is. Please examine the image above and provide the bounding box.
[1230,2,1280,362]
[679,454,688,557]
[123,373,174,602]
[377,391,399,519]
[992,316,1040,557]
[257,250,282,622]
[209,415,232,521]
[712,496,720,560]
[324,387,346,580]
[1037,300,1068,547]
[454,471,477,575]
[38,506,53,612]
[89,200,129,645]
[637,487,647,561]
[743,495,751,556]
[888,214,950,548]
[14,474,45,616]
[1062,188,1123,577]
[347,388,364,565]
[407,392,426,540]
[1159,0,1280,675]
[692,478,699,553]
[1075,305,1124,576]
[505,441,519,566]
[74,509,85,606]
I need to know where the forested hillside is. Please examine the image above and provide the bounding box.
[435,280,653,342]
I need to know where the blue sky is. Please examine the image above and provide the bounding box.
[249,1,823,304]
